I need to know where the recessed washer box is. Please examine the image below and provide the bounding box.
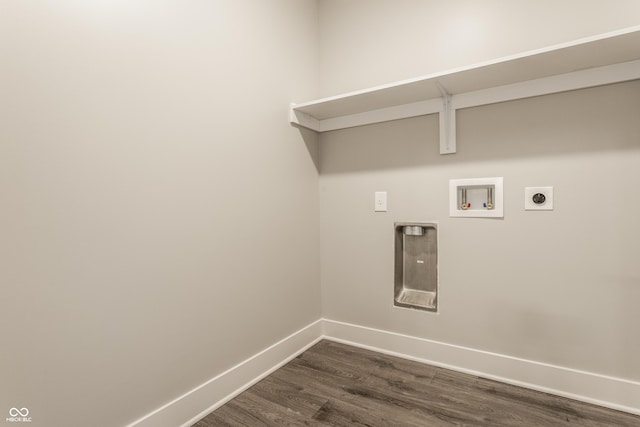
[449,177,504,218]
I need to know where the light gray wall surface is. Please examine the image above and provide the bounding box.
[0,1,320,426]
[318,1,640,381]
[2,2,640,425]
[319,0,640,95]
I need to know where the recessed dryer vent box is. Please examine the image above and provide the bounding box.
[394,222,438,312]
[449,177,504,218]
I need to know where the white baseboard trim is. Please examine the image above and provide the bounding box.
[323,318,640,416]
[127,317,639,426]
[126,319,324,427]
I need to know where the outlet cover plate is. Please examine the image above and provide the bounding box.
[525,187,553,210]
[374,191,387,212]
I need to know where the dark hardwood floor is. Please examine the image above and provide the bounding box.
[193,340,640,426]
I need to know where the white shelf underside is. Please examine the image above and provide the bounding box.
[290,25,640,154]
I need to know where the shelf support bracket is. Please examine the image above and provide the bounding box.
[437,83,456,154]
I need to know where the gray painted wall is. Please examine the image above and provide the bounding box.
[3,1,640,425]
[318,0,640,381]
[0,2,320,426]
[319,0,640,95]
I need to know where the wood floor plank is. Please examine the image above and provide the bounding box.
[278,356,368,399]
[200,399,270,427]
[471,376,640,427]
[337,383,480,426]
[193,340,640,426]
[319,340,440,383]
[313,395,451,427]
[294,346,372,384]
[247,374,328,417]
[217,390,324,427]
[362,371,499,425]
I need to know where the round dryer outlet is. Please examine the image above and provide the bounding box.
[525,187,553,210]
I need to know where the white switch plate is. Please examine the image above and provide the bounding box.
[374,191,387,212]
[525,187,553,210]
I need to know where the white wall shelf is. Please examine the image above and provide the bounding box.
[290,25,640,154]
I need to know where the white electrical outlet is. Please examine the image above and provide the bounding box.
[525,187,553,210]
[374,191,387,212]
